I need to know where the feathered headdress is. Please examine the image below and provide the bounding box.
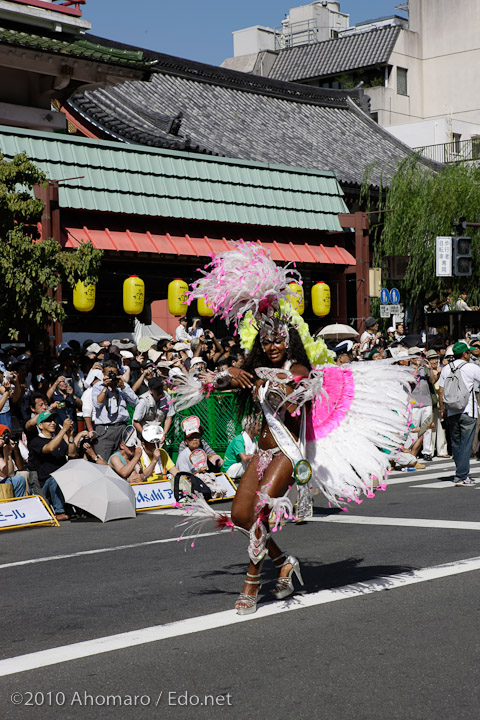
[189,241,334,365]
[189,242,300,328]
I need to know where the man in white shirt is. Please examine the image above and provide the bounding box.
[175,317,191,343]
[438,341,480,486]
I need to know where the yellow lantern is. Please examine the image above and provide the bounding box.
[73,281,95,313]
[168,278,188,316]
[286,281,304,315]
[197,296,214,317]
[123,275,145,315]
[312,281,331,317]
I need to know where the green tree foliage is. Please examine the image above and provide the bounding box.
[372,156,480,319]
[0,152,103,340]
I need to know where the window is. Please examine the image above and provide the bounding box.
[370,112,379,123]
[453,133,462,154]
[397,67,408,96]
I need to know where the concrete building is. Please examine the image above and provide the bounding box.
[223,0,480,162]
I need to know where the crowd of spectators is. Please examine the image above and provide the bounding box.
[2,304,480,519]
[0,317,249,519]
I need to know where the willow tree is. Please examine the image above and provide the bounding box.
[0,152,103,340]
[370,156,480,326]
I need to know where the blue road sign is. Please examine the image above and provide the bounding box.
[390,288,400,304]
[380,288,390,304]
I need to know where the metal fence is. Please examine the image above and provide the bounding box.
[165,391,243,459]
[414,138,480,164]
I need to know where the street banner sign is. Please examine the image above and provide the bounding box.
[380,288,390,304]
[0,495,58,532]
[390,288,400,304]
[436,236,452,276]
[132,474,237,511]
[380,305,391,318]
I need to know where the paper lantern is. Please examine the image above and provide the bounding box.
[197,296,214,317]
[286,281,304,315]
[312,281,331,317]
[123,275,145,315]
[168,278,188,316]
[73,281,95,313]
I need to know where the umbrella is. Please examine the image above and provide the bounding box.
[51,460,136,522]
[317,324,359,341]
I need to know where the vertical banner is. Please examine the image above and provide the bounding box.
[436,237,452,277]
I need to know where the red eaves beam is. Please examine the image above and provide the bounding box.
[62,227,356,266]
[8,0,84,17]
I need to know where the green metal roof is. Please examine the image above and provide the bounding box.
[0,25,153,68]
[0,125,347,231]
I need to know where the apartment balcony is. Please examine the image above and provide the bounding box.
[414,138,480,164]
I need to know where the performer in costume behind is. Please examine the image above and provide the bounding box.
[172,242,412,616]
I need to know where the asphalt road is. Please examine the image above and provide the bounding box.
[1,457,480,720]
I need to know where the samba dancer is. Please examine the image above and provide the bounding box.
[173,242,411,615]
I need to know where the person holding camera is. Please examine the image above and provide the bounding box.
[0,425,27,497]
[76,431,107,465]
[131,360,157,395]
[92,363,139,461]
[28,412,79,520]
[47,374,82,433]
[132,376,175,438]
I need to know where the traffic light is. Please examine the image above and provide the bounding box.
[452,236,472,276]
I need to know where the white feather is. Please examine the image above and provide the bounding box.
[189,241,301,328]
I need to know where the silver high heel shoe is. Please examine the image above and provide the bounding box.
[235,572,262,615]
[272,554,304,600]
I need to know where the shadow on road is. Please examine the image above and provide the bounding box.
[194,556,417,600]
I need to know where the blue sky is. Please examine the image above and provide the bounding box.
[85,1,404,66]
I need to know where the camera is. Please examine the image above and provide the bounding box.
[142,360,160,376]
[107,370,118,382]
[78,434,98,454]
[2,429,21,446]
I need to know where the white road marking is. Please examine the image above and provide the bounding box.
[413,481,456,489]
[1,554,480,677]
[387,469,456,485]
[388,458,480,485]
[0,531,229,571]
[310,515,480,531]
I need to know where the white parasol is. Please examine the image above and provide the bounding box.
[317,324,359,341]
[51,460,136,522]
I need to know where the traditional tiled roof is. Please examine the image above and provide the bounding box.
[65,40,439,189]
[0,124,348,232]
[269,26,401,82]
[0,24,155,69]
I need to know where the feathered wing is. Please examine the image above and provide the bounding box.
[169,373,205,412]
[288,360,412,507]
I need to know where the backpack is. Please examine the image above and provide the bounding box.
[442,362,472,414]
